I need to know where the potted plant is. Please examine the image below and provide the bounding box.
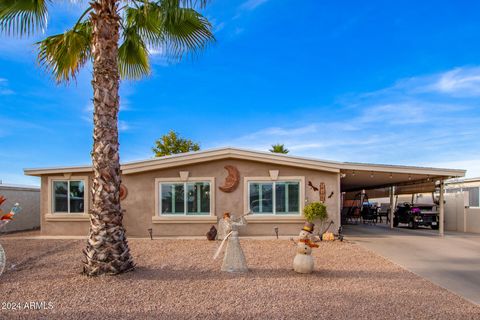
[303,202,328,231]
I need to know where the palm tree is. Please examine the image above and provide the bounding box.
[269,144,289,154]
[0,0,214,276]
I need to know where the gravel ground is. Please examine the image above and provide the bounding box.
[0,239,479,320]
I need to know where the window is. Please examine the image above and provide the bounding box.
[248,181,300,214]
[446,187,480,207]
[160,182,211,215]
[53,180,85,213]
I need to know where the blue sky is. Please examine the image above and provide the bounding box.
[1,0,480,186]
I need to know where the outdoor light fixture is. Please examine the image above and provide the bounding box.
[370,172,374,178]
[148,228,153,240]
[274,227,279,239]
[389,173,393,179]
[352,170,355,176]
[408,175,412,181]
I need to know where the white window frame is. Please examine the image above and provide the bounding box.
[48,176,88,215]
[244,176,305,216]
[155,177,215,217]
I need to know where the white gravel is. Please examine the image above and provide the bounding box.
[0,238,478,319]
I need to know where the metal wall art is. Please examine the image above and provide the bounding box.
[219,165,240,193]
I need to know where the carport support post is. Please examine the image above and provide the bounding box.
[389,186,395,229]
[439,180,445,236]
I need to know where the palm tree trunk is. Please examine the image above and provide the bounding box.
[83,0,134,276]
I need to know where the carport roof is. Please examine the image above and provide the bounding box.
[24,147,465,190]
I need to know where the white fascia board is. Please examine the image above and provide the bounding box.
[339,162,465,177]
[24,166,93,176]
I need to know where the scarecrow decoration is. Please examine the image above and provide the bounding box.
[292,222,320,274]
[213,211,250,272]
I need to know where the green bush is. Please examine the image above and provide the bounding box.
[303,202,328,223]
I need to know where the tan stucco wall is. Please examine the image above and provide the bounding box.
[40,174,92,236]
[39,159,340,237]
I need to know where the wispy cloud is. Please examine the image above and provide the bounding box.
[0,116,48,138]
[212,66,480,177]
[0,78,14,95]
[240,0,270,11]
[148,48,163,56]
[146,46,181,67]
[118,120,130,132]
[369,67,480,98]
[424,67,480,97]
[214,21,226,33]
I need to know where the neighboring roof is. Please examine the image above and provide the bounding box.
[24,147,466,179]
[0,183,40,191]
[446,177,480,184]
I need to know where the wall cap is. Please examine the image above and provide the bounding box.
[152,216,218,224]
[45,213,89,222]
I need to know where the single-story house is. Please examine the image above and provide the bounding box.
[24,147,465,237]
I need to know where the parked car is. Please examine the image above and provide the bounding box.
[393,203,439,229]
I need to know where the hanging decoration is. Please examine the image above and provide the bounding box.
[119,184,128,201]
[219,165,240,193]
[319,182,326,203]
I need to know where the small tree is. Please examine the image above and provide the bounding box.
[269,144,289,154]
[303,202,328,223]
[153,131,200,157]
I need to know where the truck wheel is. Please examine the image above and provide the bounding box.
[408,220,416,229]
[393,217,399,227]
[431,224,439,230]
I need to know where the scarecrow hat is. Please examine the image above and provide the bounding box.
[302,221,315,233]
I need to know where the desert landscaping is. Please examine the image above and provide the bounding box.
[0,238,479,320]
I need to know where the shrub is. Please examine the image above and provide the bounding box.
[303,202,328,223]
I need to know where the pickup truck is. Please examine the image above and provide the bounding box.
[393,203,439,230]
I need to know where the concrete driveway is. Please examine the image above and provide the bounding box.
[343,223,480,305]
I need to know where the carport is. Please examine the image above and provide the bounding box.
[338,163,466,235]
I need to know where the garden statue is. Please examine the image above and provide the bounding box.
[0,196,23,276]
[293,222,319,274]
[0,197,22,231]
[213,212,250,272]
[206,225,217,241]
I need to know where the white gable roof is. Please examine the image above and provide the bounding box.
[24,147,465,178]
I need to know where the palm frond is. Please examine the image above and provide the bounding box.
[118,25,150,79]
[36,20,92,82]
[155,0,209,10]
[0,0,49,36]
[122,0,214,77]
[139,0,215,59]
[124,3,163,44]
[160,5,214,58]
[179,0,209,9]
